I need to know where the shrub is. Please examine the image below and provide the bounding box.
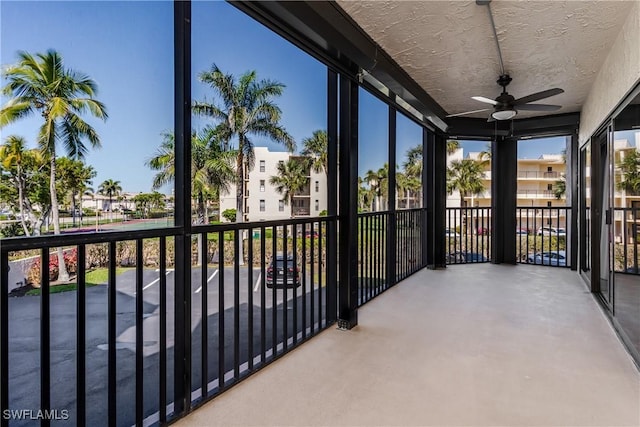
[222,209,236,222]
[27,248,78,286]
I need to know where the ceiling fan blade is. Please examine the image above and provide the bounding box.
[446,108,491,118]
[515,104,561,111]
[513,88,564,105]
[472,96,498,105]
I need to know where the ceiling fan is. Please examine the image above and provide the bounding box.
[447,0,564,122]
[448,74,564,121]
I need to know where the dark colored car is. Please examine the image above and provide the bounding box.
[304,230,319,238]
[447,251,488,263]
[266,254,301,288]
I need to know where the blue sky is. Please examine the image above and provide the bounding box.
[1,1,567,194]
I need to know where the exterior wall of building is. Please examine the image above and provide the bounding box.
[580,1,640,143]
[219,147,328,222]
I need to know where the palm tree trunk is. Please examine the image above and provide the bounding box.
[16,173,31,237]
[50,155,70,282]
[236,148,245,265]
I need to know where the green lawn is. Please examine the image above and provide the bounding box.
[26,267,127,296]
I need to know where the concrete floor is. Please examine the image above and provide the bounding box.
[176,264,640,427]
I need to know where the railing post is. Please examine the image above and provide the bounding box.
[338,73,358,329]
[173,0,191,416]
[1,249,8,427]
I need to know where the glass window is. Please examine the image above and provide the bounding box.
[358,89,389,212]
[315,181,319,192]
[279,200,284,211]
[259,200,265,212]
[260,160,265,172]
[396,112,423,210]
[260,180,265,192]
[315,199,319,211]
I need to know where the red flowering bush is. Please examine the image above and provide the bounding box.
[26,249,78,287]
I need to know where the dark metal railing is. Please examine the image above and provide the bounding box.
[357,211,388,306]
[445,207,491,265]
[395,209,424,281]
[614,207,639,274]
[516,206,571,268]
[0,216,335,426]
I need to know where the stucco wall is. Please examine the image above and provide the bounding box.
[579,2,640,144]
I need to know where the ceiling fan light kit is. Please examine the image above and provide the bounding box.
[492,109,517,121]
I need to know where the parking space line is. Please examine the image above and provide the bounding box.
[253,273,261,292]
[141,270,172,291]
[195,269,219,294]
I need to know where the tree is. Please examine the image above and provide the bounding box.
[446,159,485,207]
[403,145,423,207]
[554,176,566,200]
[0,137,51,236]
[98,179,122,221]
[147,128,235,224]
[57,158,95,226]
[365,164,389,211]
[301,130,328,176]
[446,140,461,156]
[222,208,236,222]
[269,158,308,217]
[0,50,107,281]
[193,65,294,262]
[0,136,32,235]
[617,150,640,195]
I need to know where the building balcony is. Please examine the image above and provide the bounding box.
[176,264,640,426]
[517,171,562,179]
[517,190,557,199]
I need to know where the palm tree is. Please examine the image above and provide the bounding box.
[446,139,461,156]
[193,65,295,221]
[269,158,308,217]
[0,135,33,235]
[98,179,122,221]
[301,130,328,176]
[147,128,235,224]
[447,159,485,207]
[57,157,95,226]
[617,150,640,195]
[0,50,107,281]
[403,145,423,207]
[194,65,294,264]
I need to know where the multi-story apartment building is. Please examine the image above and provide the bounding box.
[219,146,328,222]
[612,133,640,243]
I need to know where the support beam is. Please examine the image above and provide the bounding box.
[426,131,447,268]
[491,136,517,264]
[173,0,191,415]
[387,106,397,286]
[338,75,358,329]
[569,133,579,271]
[326,69,338,323]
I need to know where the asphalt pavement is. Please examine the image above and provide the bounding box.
[6,265,328,427]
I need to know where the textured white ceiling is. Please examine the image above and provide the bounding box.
[337,0,635,120]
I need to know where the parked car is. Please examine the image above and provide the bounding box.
[625,266,639,274]
[536,227,566,237]
[516,228,529,235]
[445,228,460,238]
[447,251,488,263]
[266,253,301,288]
[527,250,567,266]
